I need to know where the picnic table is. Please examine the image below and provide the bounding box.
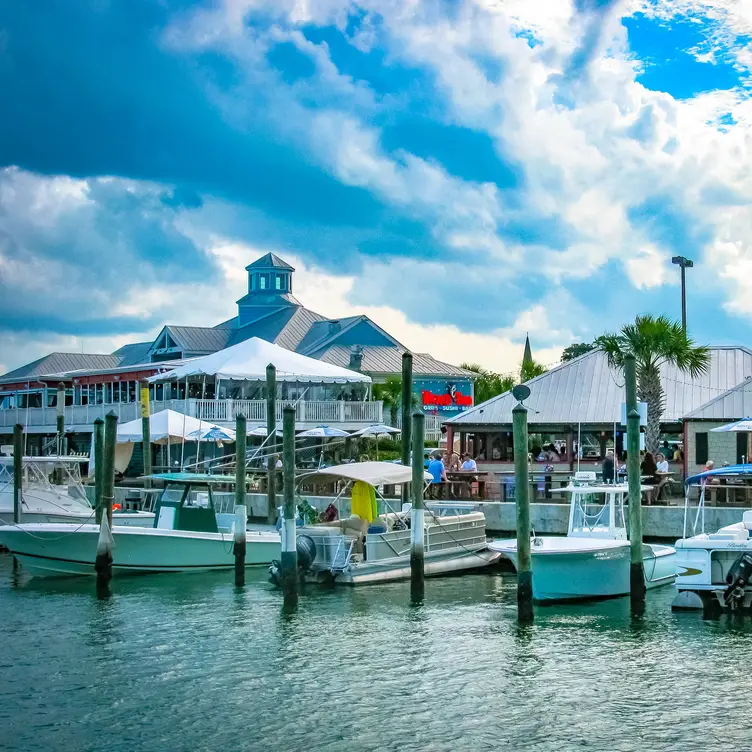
[439,471,488,500]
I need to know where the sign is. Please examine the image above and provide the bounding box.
[620,402,647,427]
[415,379,474,415]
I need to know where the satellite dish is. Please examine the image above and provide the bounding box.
[512,384,531,402]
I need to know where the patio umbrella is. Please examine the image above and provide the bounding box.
[352,423,401,459]
[186,425,236,442]
[296,425,350,438]
[247,425,268,436]
[712,419,752,463]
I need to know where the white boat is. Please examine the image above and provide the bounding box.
[0,456,154,527]
[489,473,676,603]
[673,464,752,611]
[270,462,500,586]
[0,473,279,578]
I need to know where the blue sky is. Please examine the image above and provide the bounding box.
[2,0,752,373]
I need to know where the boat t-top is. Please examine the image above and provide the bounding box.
[490,472,676,602]
[673,464,752,612]
[269,461,500,586]
[0,455,153,527]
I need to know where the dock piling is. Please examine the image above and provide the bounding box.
[95,411,117,585]
[234,413,247,587]
[624,354,646,606]
[266,363,277,526]
[93,418,104,524]
[401,352,413,507]
[513,401,533,622]
[56,382,66,456]
[280,405,298,604]
[410,410,425,602]
[140,381,152,488]
[13,424,22,524]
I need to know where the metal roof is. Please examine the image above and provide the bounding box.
[296,316,364,356]
[0,353,123,382]
[447,346,752,427]
[244,252,294,271]
[684,377,752,420]
[319,345,472,378]
[164,326,234,354]
[111,341,152,367]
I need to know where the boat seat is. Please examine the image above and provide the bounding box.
[743,511,752,530]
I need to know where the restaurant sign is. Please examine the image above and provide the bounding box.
[415,379,474,415]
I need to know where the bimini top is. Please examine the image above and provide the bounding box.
[148,337,371,385]
[685,464,752,486]
[301,461,432,487]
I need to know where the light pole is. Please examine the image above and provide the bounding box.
[671,256,693,333]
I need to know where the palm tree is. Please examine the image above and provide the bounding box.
[594,315,710,453]
[520,358,547,382]
[373,377,417,426]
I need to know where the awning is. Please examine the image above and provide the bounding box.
[300,461,432,487]
[116,409,234,444]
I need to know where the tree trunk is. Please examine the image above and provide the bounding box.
[638,368,664,455]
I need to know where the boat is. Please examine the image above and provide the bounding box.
[489,472,676,602]
[269,462,500,586]
[0,473,279,578]
[672,464,752,611]
[0,456,154,527]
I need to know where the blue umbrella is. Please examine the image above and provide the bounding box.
[296,425,350,438]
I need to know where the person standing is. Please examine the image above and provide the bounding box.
[427,452,446,499]
[602,450,615,483]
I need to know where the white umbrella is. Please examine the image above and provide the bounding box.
[117,409,228,445]
[296,425,350,438]
[247,425,268,437]
[711,419,752,432]
[352,423,400,460]
[187,425,236,442]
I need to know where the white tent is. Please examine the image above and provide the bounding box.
[116,409,234,444]
[148,337,371,384]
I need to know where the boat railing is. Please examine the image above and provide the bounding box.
[331,538,354,571]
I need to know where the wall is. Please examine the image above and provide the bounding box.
[686,420,739,476]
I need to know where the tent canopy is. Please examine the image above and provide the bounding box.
[711,419,752,432]
[148,337,371,384]
[117,409,234,444]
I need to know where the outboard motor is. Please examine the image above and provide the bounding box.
[268,535,317,587]
[723,553,752,608]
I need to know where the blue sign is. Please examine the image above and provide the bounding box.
[414,379,474,415]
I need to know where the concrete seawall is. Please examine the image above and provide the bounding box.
[99,485,751,539]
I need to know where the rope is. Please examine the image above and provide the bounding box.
[422,504,495,564]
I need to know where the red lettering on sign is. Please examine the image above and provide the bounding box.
[421,389,473,407]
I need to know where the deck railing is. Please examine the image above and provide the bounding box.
[0,399,384,430]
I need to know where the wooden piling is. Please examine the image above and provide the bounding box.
[410,410,425,601]
[401,352,413,506]
[13,424,23,524]
[624,354,645,605]
[234,413,247,587]
[266,363,277,526]
[513,402,533,621]
[280,405,298,603]
[140,381,152,488]
[93,418,104,524]
[95,411,117,584]
[56,382,66,456]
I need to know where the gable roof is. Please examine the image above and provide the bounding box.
[685,376,752,420]
[0,353,124,382]
[447,346,752,427]
[158,326,234,354]
[296,315,364,356]
[111,341,152,367]
[319,345,472,378]
[245,252,294,272]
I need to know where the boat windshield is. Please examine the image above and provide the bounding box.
[570,491,625,537]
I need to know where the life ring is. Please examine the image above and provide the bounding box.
[113,503,122,511]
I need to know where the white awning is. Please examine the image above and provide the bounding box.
[148,337,371,384]
[116,409,234,444]
[301,461,431,486]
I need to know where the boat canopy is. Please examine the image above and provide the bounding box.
[685,464,752,486]
[147,337,371,385]
[301,461,432,487]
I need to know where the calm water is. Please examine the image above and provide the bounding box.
[1,552,750,752]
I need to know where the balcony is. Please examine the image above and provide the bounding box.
[0,399,384,431]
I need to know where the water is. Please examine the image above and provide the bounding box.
[1,552,750,752]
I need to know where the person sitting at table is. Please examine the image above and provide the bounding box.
[446,452,460,472]
[461,453,478,472]
[653,452,671,501]
[640,451,658,503]
[427,452,446,499]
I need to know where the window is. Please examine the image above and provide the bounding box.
[737,432,747,464]
[275,274,282,290]
[695,432,708,464]
[259,275,267,290]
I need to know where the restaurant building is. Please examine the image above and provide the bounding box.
[0,253,472,448]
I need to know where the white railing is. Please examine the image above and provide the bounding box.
[0,399,383,429]
[396,411,443,442]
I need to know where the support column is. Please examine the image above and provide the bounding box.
[96,411,117,586]
[140,381,152,488]
[280,405,298,604]
[56,382,66,456]
[566,430,574,471]
[93,418,104,524]
[13,424,23,524]
[234,413,247,587]
[410,410,425,602]
[266,364,277,525]
[625,353,645,607]
[401,352,413,507]
[445,425,455,456]
[513,402,533,622]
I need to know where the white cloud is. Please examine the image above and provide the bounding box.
[624,244,671,289]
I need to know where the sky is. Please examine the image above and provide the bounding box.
[2,0,752,375]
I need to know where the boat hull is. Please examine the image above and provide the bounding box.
[330,546,500,585]
[0,524,280,578]
[490,538,676,602]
